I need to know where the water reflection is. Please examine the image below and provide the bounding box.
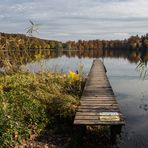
[0,48,148,70]
[108,60,148,148]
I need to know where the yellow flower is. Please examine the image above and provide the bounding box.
[68,70,80,81]
[35,53,42,60]
[3,102,7,111]
[63,74,66,78]
[48,73,51,77]
[0,85,3,93]
[0,85,3,89]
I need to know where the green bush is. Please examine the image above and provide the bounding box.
[0,72,83,147]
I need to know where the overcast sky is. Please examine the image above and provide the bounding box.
[0,0,148,41]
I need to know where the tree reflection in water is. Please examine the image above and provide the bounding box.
[0,48,148,73]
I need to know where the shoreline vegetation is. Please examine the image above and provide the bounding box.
[0,70,85,147]
[1,32,148,51]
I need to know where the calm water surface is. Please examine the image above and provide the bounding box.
[25,55,148,148]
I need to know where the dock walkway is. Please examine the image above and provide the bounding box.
[74,59,125,125]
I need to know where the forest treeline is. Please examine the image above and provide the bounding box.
[64,34,148,51]
[1,32,148,51]
[0,32,63,50]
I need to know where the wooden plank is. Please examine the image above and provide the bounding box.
[80,103,118,106]
[81,96,115,98]
[84,88,112,90]
[74,120,125,125]
[75,115,124,120]
[78,105,118,108]
[83,92,114,94]
[78,108,119,111]
[86,86,112,88]
[82,97,116,100]
[83,95,115,97]
[80,100,117,103]
[81,99,116,102]
[75,112,123,116]
[78,106,119,110]
[80,101,117,104]
[83,90,113,92]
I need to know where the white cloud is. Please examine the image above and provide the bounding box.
[0,0,148,41]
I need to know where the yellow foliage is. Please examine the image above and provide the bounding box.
[68,70,80,81]
[0,85,3,93]
[34,51,44,60]
[35,53,42,60]
[63,74,66,78]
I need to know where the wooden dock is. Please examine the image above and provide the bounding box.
[74,59,125,125]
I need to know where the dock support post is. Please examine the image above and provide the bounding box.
[110,125,122,145]
[71,125,86,148]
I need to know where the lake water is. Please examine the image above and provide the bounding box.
[25,52,148,148]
